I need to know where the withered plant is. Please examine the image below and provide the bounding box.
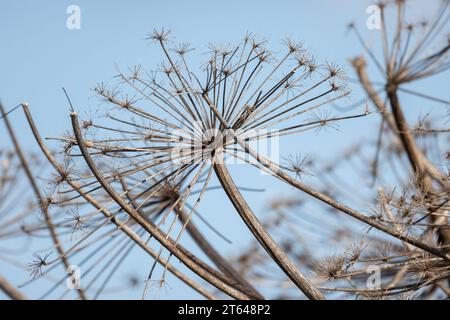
[0,0,448,300]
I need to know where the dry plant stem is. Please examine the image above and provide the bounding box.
[0,275,27,300]
[213,156,325,300]
[206,99,447,260]
[233,136,449,260]
[273,167,448,259]
[0,102,87,300]
[175,207,264,299]
[387,88,436,175]
[21,105,217,300]
[69,112,251,300]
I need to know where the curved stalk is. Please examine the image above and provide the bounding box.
[232,135,449,260]
[213,155,325,300]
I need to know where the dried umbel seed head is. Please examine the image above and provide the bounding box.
[286,154,313,179]
[72,31,358,223]
[38,196,53,211]
[351,0,450,84]
[345,241,365,265]
[27,251,52,279]
[324,62,346,80]
[315,255,345,280]
[147,27,171,43]
[282,37,303,54]
[53,31,368,300]
[173,42,194,56]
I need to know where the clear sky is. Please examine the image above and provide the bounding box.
[0,0,448,299]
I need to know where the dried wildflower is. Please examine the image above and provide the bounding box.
[324,62,346,80]
[315,255,345,280]
[285,154,312,179]
[345,240,365,266]
[65,208,86,235]
[147,28,171,43]
[282,37,303,54]
[27,251,52,279]
[410,254,438,280]
[58,29,367,300]
[173,42,194,56]
[38,196,53,212]
[6,0,446,301]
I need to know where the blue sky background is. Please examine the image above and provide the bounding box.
[0,0,448,299]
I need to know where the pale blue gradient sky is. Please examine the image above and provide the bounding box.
[0,0,448,299]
